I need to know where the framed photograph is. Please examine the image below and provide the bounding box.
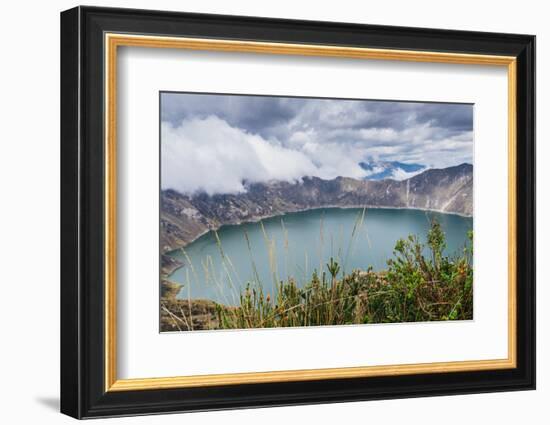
[60,6,536,419]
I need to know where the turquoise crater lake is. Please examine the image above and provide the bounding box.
[167,208,473,305]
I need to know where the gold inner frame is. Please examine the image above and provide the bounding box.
[104,33,517,392]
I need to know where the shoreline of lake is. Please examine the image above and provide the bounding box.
[165,204,472,258]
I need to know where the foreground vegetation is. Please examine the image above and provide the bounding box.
[160,219,473,331]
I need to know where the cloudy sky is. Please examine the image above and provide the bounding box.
[161,92,473,195]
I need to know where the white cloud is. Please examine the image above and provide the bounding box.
[161,117,368,195]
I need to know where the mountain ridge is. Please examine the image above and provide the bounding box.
[161,163,472,253]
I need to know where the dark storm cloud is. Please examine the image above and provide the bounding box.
[162,93,472,142]
[410,103,473,132]
[162,93,300,134]
[354,101,473,132]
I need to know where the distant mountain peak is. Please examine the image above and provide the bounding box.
[359,160,426,181]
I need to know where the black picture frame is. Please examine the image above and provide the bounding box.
[61,5,536,419]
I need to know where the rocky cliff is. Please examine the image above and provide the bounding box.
[160,163,473,253]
